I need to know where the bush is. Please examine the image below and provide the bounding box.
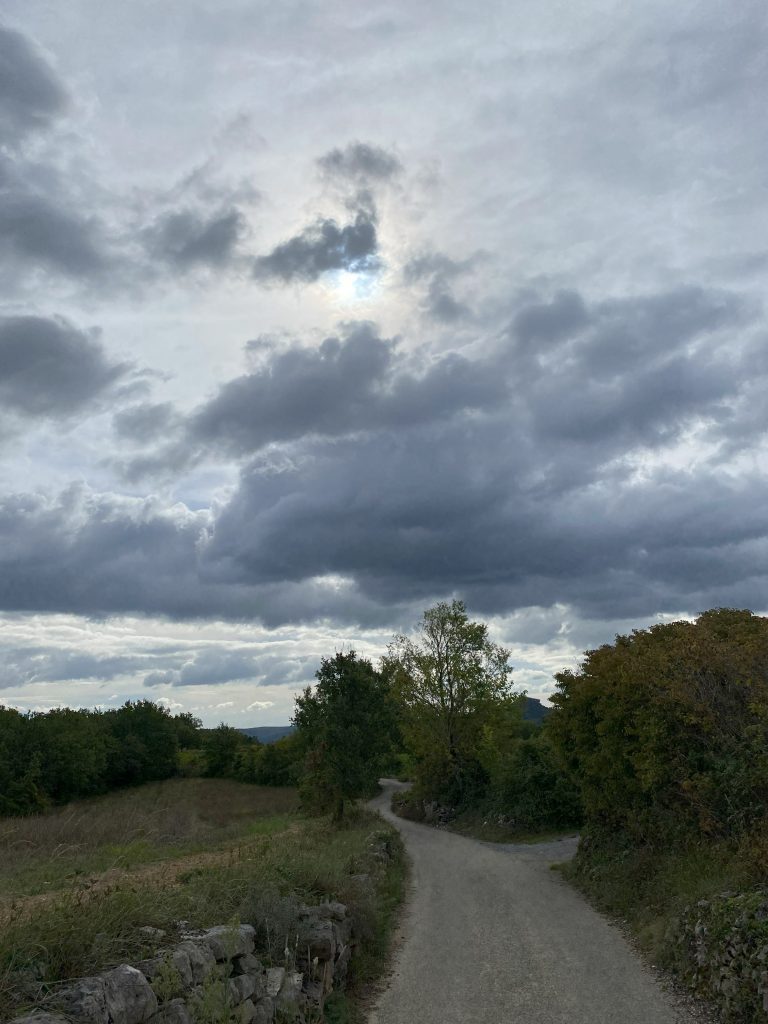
[548,609,768,844]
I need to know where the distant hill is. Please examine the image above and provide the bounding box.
[239,725,295,744]
[241,698,549,744]
[523,696,550,724]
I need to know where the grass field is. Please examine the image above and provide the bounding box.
[0,778,300,903]
[0,779,405,1023]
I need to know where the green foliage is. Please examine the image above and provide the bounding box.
[294,651,396,819]
[203,723,251,778]
[386,600,513,806]
[548,608,768,843]
[0,701,202,816]
[477,715,582,831]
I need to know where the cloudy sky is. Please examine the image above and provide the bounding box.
[1,1,766,726]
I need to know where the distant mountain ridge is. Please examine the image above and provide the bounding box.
[239,725,296,744]
[240,697,550,744]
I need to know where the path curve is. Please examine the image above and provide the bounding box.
[369,780,698,1024]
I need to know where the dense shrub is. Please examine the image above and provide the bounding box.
[548,609,768,843]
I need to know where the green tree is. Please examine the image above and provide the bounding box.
[385,600,513,805]
[203,724,249,778]
[548,608,768,842]
[294,651,394,820]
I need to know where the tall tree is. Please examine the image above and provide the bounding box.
[294,651,394,820]
[386,600,513,803]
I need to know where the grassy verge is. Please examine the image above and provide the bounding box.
[0,778,300,900]
[0,781,405,1022]
[563,830,768,1021]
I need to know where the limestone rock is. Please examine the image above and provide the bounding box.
[148,998,191,1024]
[331,916,353,948]
[232,953,262,978]
[50,975,108,1023]
[103,964,158,1024]
[297,917,335,962]
[176,941,216,985]
[228,974,257,1005]
[202,924,255,962]
[275,971,305,1021]
[321,901,348,922]
[233,998,257,1024]
[265,967,284,998]
[10,1014,70,1024]
[252,998,274,1024]
[169,948,194,989]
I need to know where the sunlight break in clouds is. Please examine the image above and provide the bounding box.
[0,1,766,724]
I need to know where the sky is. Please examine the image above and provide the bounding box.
[1,0,767,726]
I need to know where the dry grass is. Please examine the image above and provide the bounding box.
[0,779,300,901]
[0,785,405,1023]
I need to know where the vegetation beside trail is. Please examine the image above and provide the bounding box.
[5,601,768,1021]
[386,600,582,839]
[549,609,768,1023]
[0,779,405,1024]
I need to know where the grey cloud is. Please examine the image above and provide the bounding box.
[113,402,180,443]
[0,191,105,278]
[317,142,401,183]
[0,315,129,419]
[512,290,590,347]
[144,207,246,268]
[0,25,67,142]
[1,283,766,631]
[0,483,405,628]
[403,251,479,322]
[253,208,379,284]
[137,322,507,467]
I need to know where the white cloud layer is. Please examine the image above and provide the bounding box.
[1,1,766,721]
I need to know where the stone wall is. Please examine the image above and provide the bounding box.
[6,901,355,1024]
[664,887,768,1022]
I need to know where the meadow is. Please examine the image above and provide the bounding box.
[0,778,404,1023]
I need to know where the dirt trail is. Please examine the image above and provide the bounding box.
[369,780,700,1024]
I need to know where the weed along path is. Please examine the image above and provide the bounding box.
[369,780,697,1024]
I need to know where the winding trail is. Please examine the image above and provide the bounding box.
[369,780,698,1024]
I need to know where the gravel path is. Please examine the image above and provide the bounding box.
[369,780,700,1024]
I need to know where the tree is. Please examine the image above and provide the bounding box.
[294,651,394,820]
[203,724,250,778]
[547,608,768,842]
[385,600,513,804]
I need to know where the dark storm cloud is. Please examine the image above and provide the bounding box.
[317,142,402,183]
[0,315,129,419]
[253,208,379,284]
[0,484,403,627]
[0,191,105,277]
[0,25,67,142]
[126,322,508,471]
[2,283,766,629]
[0,25,112,285]
[143,207,246,268]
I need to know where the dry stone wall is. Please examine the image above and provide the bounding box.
[6,901,357,1024]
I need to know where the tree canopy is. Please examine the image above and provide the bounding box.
[294,650,395,819]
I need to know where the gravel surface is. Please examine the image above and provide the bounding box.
[369,780,702,1024]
